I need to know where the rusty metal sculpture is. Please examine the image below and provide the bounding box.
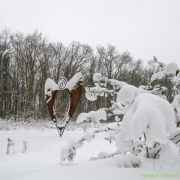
[45,72,83,136]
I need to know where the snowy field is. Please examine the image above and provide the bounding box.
[0,129,179,180]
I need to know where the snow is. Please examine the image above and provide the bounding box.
[168,129,180,145]
[83,131,95,142]
[115,115,120,121]
[109,79,127,88]
[76,110,107,124]
[0,130,179,180]
[66,72,83,91]
[147,60,159,71]
[119,93,176,147]
[116,85,143,105]
[97,151,109,159]
[92,73,127,89]
[85,86,113,101]
[91,122,121,134]
[151,71,165,82]
[172,76,180,85]
[164,62,178,75]
[93,73,102,82]
[172,95,180,112]
[76,113,88,123]
[159,140,180,171]
[115,132,133,155]
[45,78,59,94]
[45,72,83,104]
[85,91,97,101]
[150,62,179,82]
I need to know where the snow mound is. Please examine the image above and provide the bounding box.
[98,151,109,159]
[108,154,140,168]
[159,140,180,171]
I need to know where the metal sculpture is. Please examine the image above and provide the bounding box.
[45,72,83,136]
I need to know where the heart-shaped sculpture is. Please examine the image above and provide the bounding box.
[45,72,83,136]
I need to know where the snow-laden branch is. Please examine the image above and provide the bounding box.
[60,131,95,162]
[76,110,107,124]
[60,122,122,163]
[149,61,179,84]
[85,73,128,101]
[168,129,180,144]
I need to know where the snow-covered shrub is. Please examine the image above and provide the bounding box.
[118,93,176,145]
[115,92,179,169]
[60,131,95,162]
[61,61,180,170]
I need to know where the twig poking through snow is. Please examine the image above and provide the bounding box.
[22,141,28,153]
[6,138,15,154]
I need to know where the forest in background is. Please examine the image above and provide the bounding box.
[0,28,174,121]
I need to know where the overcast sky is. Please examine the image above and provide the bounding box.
[1,0,180,65]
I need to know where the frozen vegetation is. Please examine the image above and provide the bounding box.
[60,60,180,174]
[1,59,180,179]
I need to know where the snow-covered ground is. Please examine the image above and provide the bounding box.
[0,129,179,180]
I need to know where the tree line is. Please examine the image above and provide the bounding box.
[0,28,169,121]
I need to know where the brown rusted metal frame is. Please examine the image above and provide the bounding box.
[45,79,83,137]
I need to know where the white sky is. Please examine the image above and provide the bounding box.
[1,0,180,64]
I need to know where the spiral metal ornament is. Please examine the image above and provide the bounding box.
[58,77,67,90]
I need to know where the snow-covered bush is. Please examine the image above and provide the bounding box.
[60,131,95,162]
[60,61,180,170]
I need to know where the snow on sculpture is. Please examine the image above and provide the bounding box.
[45,72,83,136]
